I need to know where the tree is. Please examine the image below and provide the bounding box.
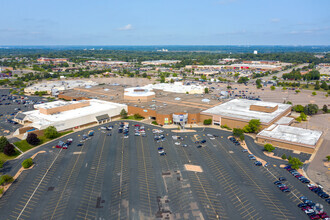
[295,90,300,94]
[244,119,261,133]
[204,87,209,94]
[0,159,4,168]
[292,105,304,113]
[233,128,244,141]
[44,126,59,139]
[320,81,328,90]
[120,109,128,119]
[3,144,16,156]
[312,92,317,96]
[203,119,212,125]
[288,157,303,169]
[322,105,328,113]
[26,133,40,146]
[264,144,275,152]
[0,136,9,152]
[170,78,174,83]
[326,155,330,162]
[300,112,307,121]
[22,158,34,168]
[304,104,319,115]
[314,81,320,90]
[237,77,249,84]
[0,174,14,186]
[270,86,275,91]
[281,154,287,160]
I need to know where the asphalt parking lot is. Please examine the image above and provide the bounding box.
[0,122,329,220]
[0,89,48,136]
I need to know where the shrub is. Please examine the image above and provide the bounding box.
[26,133,40,146]
[220,125,231,130]
[288,155,292,161]
[326,155,330,162]
[133,113,144,119]
[323,105,328,113]
[281,154,287,160]
[296,117,302,122]
[151,121,158,125]
[0,175,14,186]
[264,144,275,152]
[292,105,304,113]
[22,158,34,168]
[300,112,307,121]
[0,188,3,195]
[203,119,212,125]
[0,159,3,168]
[312,92,317,96]
[304,104,319,115]
[3,144,16,156]
[270,86,275,91]
[44,126,59,139]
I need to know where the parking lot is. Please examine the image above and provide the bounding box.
[0,89,48,137]
[0,122,329,219]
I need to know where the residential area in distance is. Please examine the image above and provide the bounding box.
[0,48,329,219]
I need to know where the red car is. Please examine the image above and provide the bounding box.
[55,145,62,148]
[309,215,320,219]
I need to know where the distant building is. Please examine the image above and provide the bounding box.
[253,50,258,55]
[37,57,69,64]
[141,60,181,65]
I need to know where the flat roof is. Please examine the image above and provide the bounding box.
[257,125,322,146]
[275,116,294,125]
[35,100,88,109]
[202,99,291,124]
[24,99,126,127]
[59,84,220,115]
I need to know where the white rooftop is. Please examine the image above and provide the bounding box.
[24,80,98,92]
[23,99,126,131]
[143,82,206,94]
[257,125,322,146]
[202,99,291,124]
[34,100,87,109]
[124,87,155,97]
[275,116,294,125]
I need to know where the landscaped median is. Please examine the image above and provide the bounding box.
[14,130,73,153]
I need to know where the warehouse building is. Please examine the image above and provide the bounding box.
[256,125,322,153]
[14,99,127,135]
[201,99,292,129]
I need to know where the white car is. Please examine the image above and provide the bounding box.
[175,142,180,145]
[207,134,213,137]
[101,127,107,130]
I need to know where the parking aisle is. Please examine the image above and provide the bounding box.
[74,131,110,220]
[203,134,308,219]
[108,123,131,219]
[172,134,229,220]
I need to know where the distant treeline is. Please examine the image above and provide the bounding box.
[0,49,329,65]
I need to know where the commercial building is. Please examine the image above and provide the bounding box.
[14,99,127,135]
[141,60,181,65]
[124,87,155,102]
[201,99,292,129]
[256,125,322,153]
[144,82,206,94]
[37,57,68,63]
[24,80,98,95]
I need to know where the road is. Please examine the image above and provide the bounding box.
[262,63,309,80]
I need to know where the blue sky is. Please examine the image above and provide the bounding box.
[0,0,329,45]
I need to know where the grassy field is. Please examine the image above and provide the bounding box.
[14,130,73,153]
[0,150,20,163]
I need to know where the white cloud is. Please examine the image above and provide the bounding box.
[118,24,133,31]
[271,18,280,23]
